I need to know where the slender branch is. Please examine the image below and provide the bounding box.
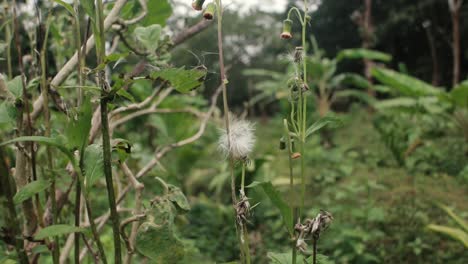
[116,0,147,25]
[109,87,174,130]
[120,163,144,264]
[78,85,223,259]
[30,0,128,121]
[172,19,213,46]
[135,85,222,178]
[111,107,203,130]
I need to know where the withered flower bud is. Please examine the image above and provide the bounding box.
[294,46,303,63]
[203,2,216,20]
[291,152,301,159]
[192,0,205,11]
[281,19,293,39]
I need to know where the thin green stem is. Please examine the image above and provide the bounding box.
[299,0,309,221]
[241,163,246,193]
[75,162,108,263]
[284,119,297,263]
[4,2,12,79]
[74,0,84,106]
[40,15,60,264]
[242,225,251,264]
[240,163,251,264]
[73,0,84,262]
[287,7,303,22]
[95,0,122,262]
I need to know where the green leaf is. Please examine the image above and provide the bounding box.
[427,224,468,248]
[305,116,342,138]
[13,179,50,204]
[80,0,95,21]
[141,0,172,27]
[333,90,377,106]
[436,203,468,232]
[374,97,417,110]
[135,222,185,262]
[337,48,392,62]
[167,184,191,212]
[7,76,22,98]
[35,225,86,240]
[116,89,136,102]
[150,67,207,93]
[53,0,75,15]
[0,101,17,125]
[83,144,104,190]
[371,67,441,97]
[267,252,333,264]
[134,24,162,52]
[332,73,370,89]
[64,100,92,150]
[247,181,293,235]
[105,52,129,62]
[450,80,468,108]
[149,115,168,137]
[31,245,50,254]
[0,136,71,159]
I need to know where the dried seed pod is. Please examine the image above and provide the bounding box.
[294,46,303,63]
[281,19,293,39]
[192,0,205,11]
[203,2,216,20]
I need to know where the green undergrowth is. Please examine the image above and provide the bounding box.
[175,107,467,263]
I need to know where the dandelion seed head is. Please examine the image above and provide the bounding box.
[218,118,256,160]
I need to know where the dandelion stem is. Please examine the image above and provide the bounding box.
[215,0,250,261]
[299,0,309,222]
[240,163,251,264]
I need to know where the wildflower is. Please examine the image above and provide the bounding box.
[281,19,293,39]
[192,0,205,11]
[203,2,216,20]
[218,117,256,160]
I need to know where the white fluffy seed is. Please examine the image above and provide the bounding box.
[218,118,256,159]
